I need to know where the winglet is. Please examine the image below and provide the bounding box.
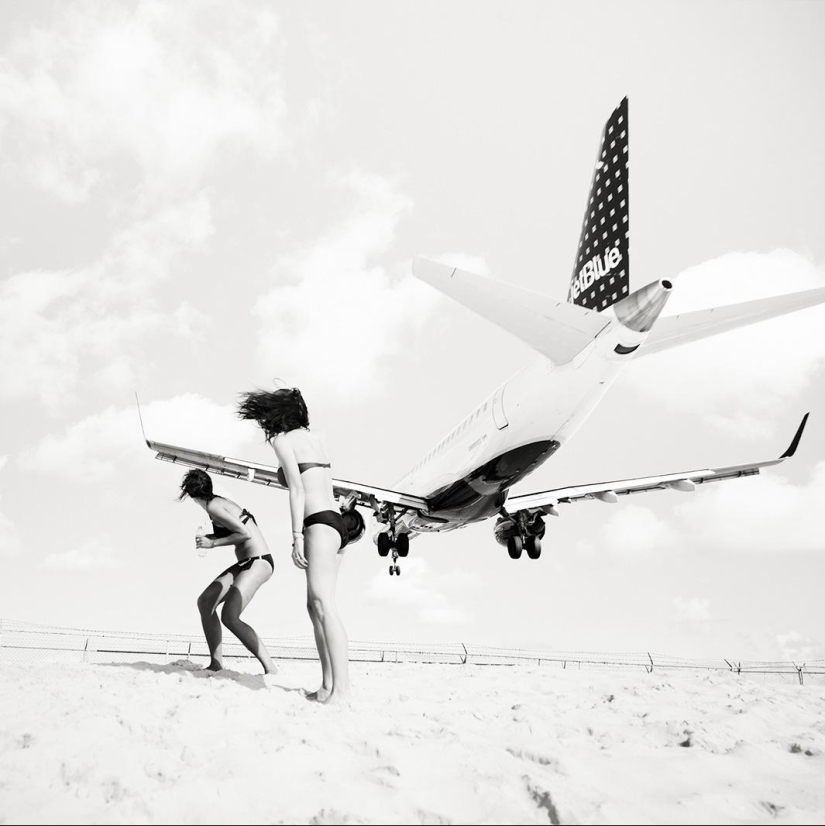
[135,392,149,446]
[781,413,809,459]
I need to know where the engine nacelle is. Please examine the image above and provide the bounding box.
[494,512,546,546]
[341,508,366,544]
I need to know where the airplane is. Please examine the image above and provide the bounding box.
[142,97,824,576]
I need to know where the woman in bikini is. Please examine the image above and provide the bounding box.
[238,387,351,703]
[179,468,276,675]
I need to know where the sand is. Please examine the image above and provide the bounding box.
[0,658,823,825]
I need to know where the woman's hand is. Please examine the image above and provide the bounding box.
[196,535,215,549]
[291,533,308,569]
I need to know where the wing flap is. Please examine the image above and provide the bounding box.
[507,414,809,512]
[638,288,825,357]
[413,256,609,365]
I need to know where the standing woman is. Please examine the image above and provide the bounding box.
[179,468,276,675]
[238,387,351,704]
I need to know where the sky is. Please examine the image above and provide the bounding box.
[1,0,823,661]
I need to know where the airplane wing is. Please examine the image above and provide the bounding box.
[145,439,429,513]
[412,256,609,365]
[637,288,825,357]
[505,413,809,514]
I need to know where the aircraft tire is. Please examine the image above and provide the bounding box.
[507,536,523,560]
[526,536,542,559]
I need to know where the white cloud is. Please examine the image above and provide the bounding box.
[0,455,21,559]
[366,557,469,625]
[254,171,438,397]
[583,503,680,558]
[774,631,825,662]
[627,250,825,439]
[0,1,286,203]
[673,462,825,554]
[20,394,261,483]
[0,195,213,406]
[41,538,119,572]
[673,596,711,623]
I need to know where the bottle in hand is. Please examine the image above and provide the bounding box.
[195,522,209,557]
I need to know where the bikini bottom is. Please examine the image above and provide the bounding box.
[303,510,349,550]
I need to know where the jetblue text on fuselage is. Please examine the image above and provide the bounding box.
[571,247,622,300]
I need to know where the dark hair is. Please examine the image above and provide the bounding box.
[178,468,215,502]
[237,387,309,440]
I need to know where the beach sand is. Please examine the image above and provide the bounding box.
[0,659,822,824]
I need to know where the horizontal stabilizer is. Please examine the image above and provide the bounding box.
[413,256,608,364]
[507,414,809,512]
[638,287,825,357]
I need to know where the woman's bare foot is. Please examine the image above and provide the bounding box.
[204,660,223,672]
[320,689,351,706]
[305,686,332,702]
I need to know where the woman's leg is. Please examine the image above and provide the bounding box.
[306,525,349,702]
[197,573,235,671]
[305,582,334,700]
[219,559,276,674]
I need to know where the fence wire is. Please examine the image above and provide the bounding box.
[1,618,822,685]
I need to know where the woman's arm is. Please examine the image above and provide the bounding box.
[198,501,251,549]
[272,435,308,569]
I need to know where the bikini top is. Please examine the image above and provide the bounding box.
[276,461,331,488]
[211,507,256,539]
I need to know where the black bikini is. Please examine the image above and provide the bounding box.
[209,501,275,574]
[276,462,349,550]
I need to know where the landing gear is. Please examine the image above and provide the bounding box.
[376,513,409,575]
[499,509,545,560]
[525,535,542,559]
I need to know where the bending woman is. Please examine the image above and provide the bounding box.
[238,387,350,703]
[179,468,276,675]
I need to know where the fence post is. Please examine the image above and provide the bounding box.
[83,637,89,664]
[794,663,805,686]
[645,652,654,674]
[460,643,468,665]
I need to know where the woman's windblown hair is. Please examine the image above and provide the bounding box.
[237,387,309,440]
[178,468,215,502]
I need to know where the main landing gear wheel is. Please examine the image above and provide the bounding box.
[377,533,391,557]
[525,536,542,560]
[507,536,523,560]
[396,533,409,557]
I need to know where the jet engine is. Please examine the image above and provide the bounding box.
[341,507,366,544]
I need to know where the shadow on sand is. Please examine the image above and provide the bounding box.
[100,659,304,694]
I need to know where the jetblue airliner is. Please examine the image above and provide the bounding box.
[143,98,823,575]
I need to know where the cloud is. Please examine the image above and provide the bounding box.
[774,631,825,662]
[673,596,711,624]
[626,250,825,439]
[0,456,21,558]
[673,461,825,554]
[254,171,438,397]
[366,557,470,625]
[41,538,119,572]
[0,195,213,406]
[579,503,680,558]
[0,1,286,203]
[20,394,261,483]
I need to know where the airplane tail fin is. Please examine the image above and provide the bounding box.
[568,97,630,312]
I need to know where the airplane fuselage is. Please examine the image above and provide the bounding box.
[393,292,663,533]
